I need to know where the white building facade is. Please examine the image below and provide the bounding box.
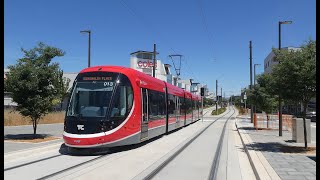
[264,47,301,74]
[130,51,170,82]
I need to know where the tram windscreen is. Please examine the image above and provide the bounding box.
[67,72,134,119]
[67,82,114,117]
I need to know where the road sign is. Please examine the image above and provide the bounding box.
[244,94,247,100]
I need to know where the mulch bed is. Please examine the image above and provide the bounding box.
[4,134,60,143]
[279,145,316,154]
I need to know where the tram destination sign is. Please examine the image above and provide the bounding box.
[82,76,112,81]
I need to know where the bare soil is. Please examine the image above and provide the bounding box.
[4,135,60,143]
[280,146,316,155]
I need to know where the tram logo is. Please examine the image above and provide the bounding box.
[77,125,84,130]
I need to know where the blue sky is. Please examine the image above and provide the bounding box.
[4,0,316,97]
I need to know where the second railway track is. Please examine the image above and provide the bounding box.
[142,106,236,180]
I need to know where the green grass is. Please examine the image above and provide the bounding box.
[211,107,226,115]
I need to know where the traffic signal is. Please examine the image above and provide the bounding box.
[200,87,205,96]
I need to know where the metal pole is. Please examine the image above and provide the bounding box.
[216,80,218,115]
[153,44,156,78]
[202,97,204,122]
[88,31,91,67]
[221,87,222,108]
[278,22,282,136]
[250,41,253,123]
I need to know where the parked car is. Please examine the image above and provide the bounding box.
[306,111,316,122]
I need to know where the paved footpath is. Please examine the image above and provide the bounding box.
[236,115,316,180]
[4,123,64,153]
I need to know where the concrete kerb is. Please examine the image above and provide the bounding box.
[235,118,281,180]
[4,142,63,162]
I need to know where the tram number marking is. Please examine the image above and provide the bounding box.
[104,82,114,87]
[77,125,84,130]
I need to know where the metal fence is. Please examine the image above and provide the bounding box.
[253,113,293,131]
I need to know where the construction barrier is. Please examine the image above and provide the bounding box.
[253,113,293,131]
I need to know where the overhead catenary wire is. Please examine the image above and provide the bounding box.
[119,0,201,82]
[197,0,215,60]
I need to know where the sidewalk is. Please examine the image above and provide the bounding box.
[4,123,64,154]
[236,115,316,180]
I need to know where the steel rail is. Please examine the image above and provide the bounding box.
[143,106,234,180]
[208,106,235,180]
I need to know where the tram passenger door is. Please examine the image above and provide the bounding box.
[141,88,148,141]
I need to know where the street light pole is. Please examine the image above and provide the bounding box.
[153,44,156,78]
[278,20,292,136]
[216,80,218,115]
[80,30,91,67]
[221,87,222,108]
[249,41,253,123]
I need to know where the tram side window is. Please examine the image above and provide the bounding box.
[176,96,181,117]
[148,90,166,120]
[110,75,134,123]
[181,97,186,115]
[158,92,166,117]
[168,94,176,118]
[148,90,158,120]
[185,98,192,115]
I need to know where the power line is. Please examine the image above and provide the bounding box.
[197,0,215,59]
[119,0,201,83]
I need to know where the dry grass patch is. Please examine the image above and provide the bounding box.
[4,110,65,126]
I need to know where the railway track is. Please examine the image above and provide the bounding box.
[4,106,235,180]
[142,106,235,180]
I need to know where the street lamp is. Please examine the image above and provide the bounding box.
[278,20,292,136]
[80,30,91,67]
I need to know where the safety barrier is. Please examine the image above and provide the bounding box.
[253,113,293,131]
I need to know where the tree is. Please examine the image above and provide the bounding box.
[272,39,316,148]
[6,42,66,135]
[249,74,278,127]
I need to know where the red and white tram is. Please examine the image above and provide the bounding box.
[63,66,203,148]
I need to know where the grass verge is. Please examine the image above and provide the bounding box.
[4,110,65,126]
[211,107,226,115]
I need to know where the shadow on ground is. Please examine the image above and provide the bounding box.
[244,142,316,154]
[237,127,257,131]
[307,156,316,162]
[4,134,53,140]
